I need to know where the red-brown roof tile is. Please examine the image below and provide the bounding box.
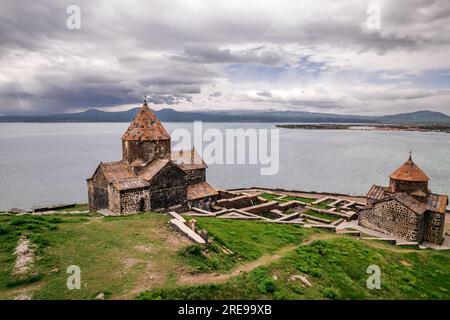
[187,182,218,200]
[392,193,427,215]
[171,149,207,171]
[122,103,170,141]
[139,158,170,181]
[366,185,388,200]
[390,157,429,182]
[426,193,448,214]
[112,178,149,191]
[100,161,135,183]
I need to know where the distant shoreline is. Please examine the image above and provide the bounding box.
[276,123,450,133]
[0,109,449,124]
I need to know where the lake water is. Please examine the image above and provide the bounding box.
[0,122,449,211]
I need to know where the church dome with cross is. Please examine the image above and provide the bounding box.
[389,152,430,199]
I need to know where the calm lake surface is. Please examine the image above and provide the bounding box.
[0,123,449,211]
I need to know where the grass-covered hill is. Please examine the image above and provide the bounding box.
[0,211,449,300]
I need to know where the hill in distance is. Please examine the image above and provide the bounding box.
[0,108,449,124]
[379,110,450,124]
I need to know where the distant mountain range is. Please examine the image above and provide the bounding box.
[0,108,449,124]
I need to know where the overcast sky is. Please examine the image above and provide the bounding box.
[1,0,450,115]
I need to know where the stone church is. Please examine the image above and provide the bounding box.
[87,101,218,215]
[358,153,448,244]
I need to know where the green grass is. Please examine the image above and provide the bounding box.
[0,212,318,299]
[260,193,285,201]
[180,217,317,273]
[0,214,88,293]
[0,213,193,299]
[3,211,450,300]
[138,238,450,300]
[303,209,340,222]
[138,267,279,300]
[310,199,335,210]
[283,196,316,203]
[260,193,345,211]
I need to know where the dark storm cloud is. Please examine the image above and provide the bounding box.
[171,45,287,66]
[0,0,449,114]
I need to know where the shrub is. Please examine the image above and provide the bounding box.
[185,244,202,256]
[322,287,340,299]
[0,224,11,235]
[260,278,277,293]
[30,233,50,247]
[252,268,277,294]
[6,274,43,288]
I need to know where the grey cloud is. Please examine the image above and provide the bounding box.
[171,45,287,66]
[0,0,449,114]
[257,91,272,97]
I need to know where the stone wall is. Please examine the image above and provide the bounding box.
[184,168,206,186]
[358,199,424,242]
[423,211,445,244]
[389,179,428,198]
[87,168,109,211]
[148,164,187,210]
[241,201,279,215]
[119,188,151,215]
[122,139,171,164]
[108,185,121,213]
[218,190,239,199]
[216,194,259,209]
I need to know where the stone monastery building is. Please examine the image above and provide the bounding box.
[87,101,218,214]
[358,153,448,244]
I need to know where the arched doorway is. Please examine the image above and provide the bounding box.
[139,198,145,212]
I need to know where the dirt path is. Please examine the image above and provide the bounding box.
[13,237,34,276]
[178,233,341,286]
[116,225,192,300]
[177,232,424,286]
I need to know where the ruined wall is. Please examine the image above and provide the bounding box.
[358,199,424,242]
[184,169,206,186]
[423,211,445,244]
[216,194,259,209]
[148,164,187,210]
[119,188,151,215]
[218,190,239,199]
[241,201,279,214]
[189,196,218,211]
[122,139,170,164]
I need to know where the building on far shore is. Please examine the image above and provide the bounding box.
[87,100,218,215]
[358,153,448,244]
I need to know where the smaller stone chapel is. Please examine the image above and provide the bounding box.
[358,153,448,244]
[87,100,218,215]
